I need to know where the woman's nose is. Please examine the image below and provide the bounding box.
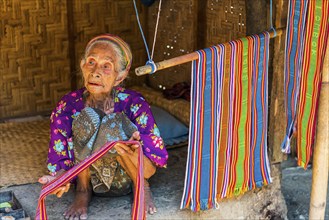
[91,71,101,78]
[91,65,102,77]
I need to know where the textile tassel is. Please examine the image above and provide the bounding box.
[283,0,329,167]
[35,141,145,220]
[181,32,271,212]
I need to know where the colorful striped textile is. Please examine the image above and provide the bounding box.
[35,141,145,220]
[181,32,272,212]
[282,0,329,167]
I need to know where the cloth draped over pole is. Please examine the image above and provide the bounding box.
[282,0,329,168]
[180,32,272,212]
[35,141,145,220]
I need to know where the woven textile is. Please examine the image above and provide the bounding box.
[181,32,271,212]
[282,0,329,167]
[35,140,145,220]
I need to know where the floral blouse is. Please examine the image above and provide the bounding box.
[47,87,168,175]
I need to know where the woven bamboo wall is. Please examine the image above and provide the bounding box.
[1,0,71,118]
[0,0,147,119]
[204,0,246,47]
[146,0,198,90]
[146,0,246,91]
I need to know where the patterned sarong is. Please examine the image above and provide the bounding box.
[72,108,137,195]
[181,32,271,211]
[282,0,329,167]
[35,140,145,220]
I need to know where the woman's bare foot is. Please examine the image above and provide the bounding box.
[144,184,157,214]
[64,188,91,220]
[64,169,92,220]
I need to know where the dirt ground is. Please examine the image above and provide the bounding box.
[1,146,328,219]
[281,156,329,220]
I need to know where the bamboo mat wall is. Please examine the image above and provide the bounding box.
[0,0,147,119]
[0,119,50,187]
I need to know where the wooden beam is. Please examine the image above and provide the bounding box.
[135,28,283,76]
[309,42,329,220]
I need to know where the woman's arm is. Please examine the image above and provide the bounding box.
[46,90,85,175]
[115,88,168,167]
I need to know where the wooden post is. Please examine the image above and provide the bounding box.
[309,43,329,219]
[268,0,288,163]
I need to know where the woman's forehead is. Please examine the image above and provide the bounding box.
[86,43,116,59]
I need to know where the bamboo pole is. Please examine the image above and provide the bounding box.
[135,28,283,76]
[309,43,329,220]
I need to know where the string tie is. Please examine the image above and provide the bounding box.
[146,60,157,74]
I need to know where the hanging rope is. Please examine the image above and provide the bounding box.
[269,0,276,36]
[151,0,162,59]
[132,0,162,74]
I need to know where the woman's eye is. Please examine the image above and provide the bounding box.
[87,59,95,66]
[103,63,111,69]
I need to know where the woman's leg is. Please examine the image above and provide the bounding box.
[117,151,157,214]
[64,168,92,220]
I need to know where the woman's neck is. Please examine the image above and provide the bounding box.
[84,91,115,114]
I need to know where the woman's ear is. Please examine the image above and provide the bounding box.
[114,71,128,86]
[80,59,86,69]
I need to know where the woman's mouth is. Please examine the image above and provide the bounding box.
[88,82,103,87]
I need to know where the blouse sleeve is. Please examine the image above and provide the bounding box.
[46,92,82,175]
[117,91,168,167]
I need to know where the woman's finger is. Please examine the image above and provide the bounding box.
[63,183,71,193]
[130,144,140,149]
[52,187,64,196]
[54,183,70,198]
[115,143,133,155]
[38,175,55,185]
[56,188,64,198]
[129,131,140,141]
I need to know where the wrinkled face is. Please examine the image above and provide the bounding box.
[81,43,124,97]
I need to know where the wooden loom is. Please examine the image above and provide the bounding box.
[134,27,329,219]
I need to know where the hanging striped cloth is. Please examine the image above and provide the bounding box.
[35,141,145,220]
[282,0,329,167]
[281,0,308,153]
[181,32,271,212]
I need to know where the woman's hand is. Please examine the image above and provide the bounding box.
[38,170,71,198]
[114,131,140,156]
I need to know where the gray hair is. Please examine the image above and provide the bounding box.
[83,40,128,78]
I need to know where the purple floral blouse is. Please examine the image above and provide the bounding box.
[47,87,168,175]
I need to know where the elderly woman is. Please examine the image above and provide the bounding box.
[38,34,168,219]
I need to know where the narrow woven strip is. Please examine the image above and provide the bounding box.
[281,0,308,153]
[283,0,329,167]
[181,32,271,212]
[35,140,145,220]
